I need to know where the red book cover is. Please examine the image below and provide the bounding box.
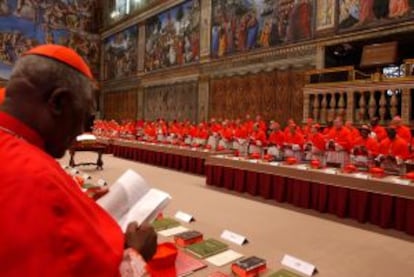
[231,256,267,277]
[174,231,203,247]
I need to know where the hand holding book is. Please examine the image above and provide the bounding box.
[125,222,157,262]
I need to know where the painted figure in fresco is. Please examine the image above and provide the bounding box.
[269,1,281,46]
[0,0,9,15]
[373,0,390,19]
[359,0,375,23]
[212,25,220,56]
[339,0,360,28]
[318,0,333,27]
[15,0,37,20]
[260,18,272,47]
[218,28,227,57]
[389,0,410,17]
[237,15,247,51]
[246,11,258,49]
[191,31,199,61]
[287,0,312,42]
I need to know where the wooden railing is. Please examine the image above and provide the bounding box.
[303,66,414,124]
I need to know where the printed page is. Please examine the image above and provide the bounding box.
[97,169,150,222]
[121,188,171,231]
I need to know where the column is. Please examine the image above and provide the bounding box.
[346,90,354,123]
[303,92,311,122]
[320,94,327,124]
[137,87,144,119]
[199,0,212,61]
[312,94,320,122]
[315,44,325,70]
[137,22,146,73]
[378,90,386,123]
[401,88,410,124]
[368,90,377,121]
[198,75,209,122]
[390,89,398,119]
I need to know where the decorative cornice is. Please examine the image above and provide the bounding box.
[101,76,141,92]
[140,64,200,87]
[101,0,185,39]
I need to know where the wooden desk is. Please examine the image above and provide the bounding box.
[69,143,106,170]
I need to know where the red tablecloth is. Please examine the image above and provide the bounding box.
[113,145,205,175]
[206,164,414,236]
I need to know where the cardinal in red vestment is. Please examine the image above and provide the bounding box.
[0,45,157,276]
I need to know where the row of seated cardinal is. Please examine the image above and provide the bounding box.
[92,114,414,174]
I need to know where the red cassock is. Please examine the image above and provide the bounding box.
[250,130,267,146]
[244,120,254,133]
[372,125,387,142]
[196,128,209,139]
[220,127,233,141]
[285,132,305,148]
[284,126,303,137]
[308,132,326,151]
[396,125,412,144]
[326,127,352,151]
[268,130,285,147]
[379,136,410,160]
[322,126,332,136]
[0,112,124,276]
[234,126,248,139]
[353,136,380,156]
[257,120,267,132]
[210,123,222,133]
[302,126,312,139]
[144,125,156,138]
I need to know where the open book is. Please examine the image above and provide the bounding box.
[97,169,171,231]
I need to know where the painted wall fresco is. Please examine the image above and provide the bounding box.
[144,0,201,72]
[339,0,414,29]
[211,0,313,58]
[103,25,138,80]
[0,0,99,80]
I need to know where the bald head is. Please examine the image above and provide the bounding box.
[2,55,94,158]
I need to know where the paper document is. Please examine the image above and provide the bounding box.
[97,169,171,231]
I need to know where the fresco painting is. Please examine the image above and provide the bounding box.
[211,0,313,58]
[0,0,99,79]
[145,0,201,72]
[103,25,138,80]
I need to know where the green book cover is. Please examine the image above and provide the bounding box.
[267,269,303,277]
[186,238,228,258]
[151,217,180,232]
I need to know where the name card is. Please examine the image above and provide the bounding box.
[220,229,248,246]
[82,174,91,180]
[281,254,316,276]
[97,179,107,186]
[353,173,369,180]
[175,211,194,223]
[323,168,337,175]
[296,164,308,170]
[391,177,411,186]
[270,162,280,166]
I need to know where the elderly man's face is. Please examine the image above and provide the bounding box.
[45,86,94,158]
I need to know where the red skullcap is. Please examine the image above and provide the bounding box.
[24,44,93,79]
